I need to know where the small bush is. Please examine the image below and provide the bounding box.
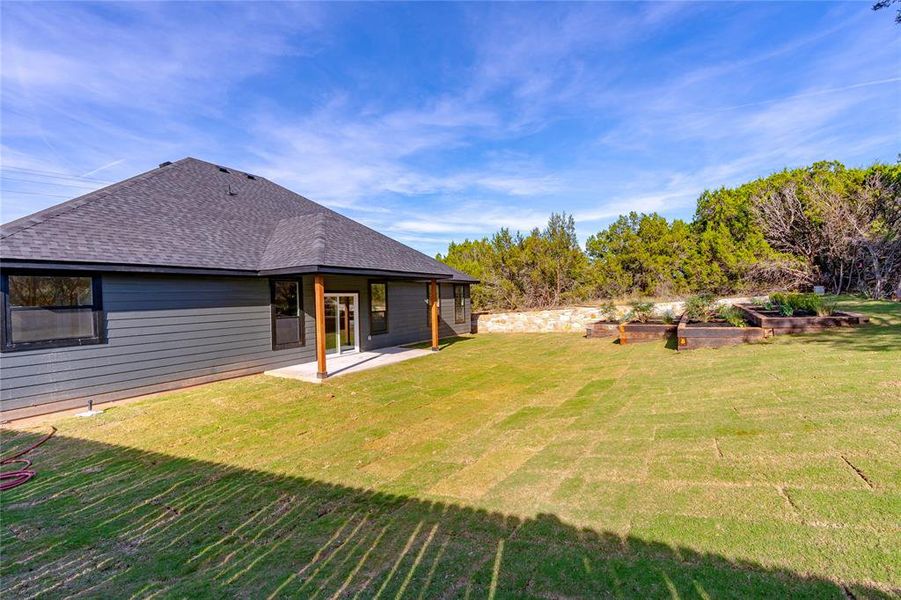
[660,309,676,324]
[718,305,746,327]
[770,292,790,307]
[791,294,822,314]
[684,293,717,323]
[598,302,619,322]
[769,292,825,315]
[817,300,837,317]
[628,301,655,323]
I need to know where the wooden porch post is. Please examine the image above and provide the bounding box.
[314,275,327,378]
[430,279,439,351]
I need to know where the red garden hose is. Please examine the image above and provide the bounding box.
[0,427,56,491]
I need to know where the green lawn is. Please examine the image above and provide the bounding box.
[2,298,899,598]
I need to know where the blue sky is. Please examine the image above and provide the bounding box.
[1,2,898,256]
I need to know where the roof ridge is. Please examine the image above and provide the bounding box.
[180,156,271,183]
[0,159,189,240]
[309,212,329,265]
[312,205,458,274]
[307,209,472,279]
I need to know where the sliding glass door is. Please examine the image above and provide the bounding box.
[324,293,359,356]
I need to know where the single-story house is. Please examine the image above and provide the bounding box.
[0,158,477,419]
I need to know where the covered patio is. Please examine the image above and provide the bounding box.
[309,275,442,380]
[264,344,432,383]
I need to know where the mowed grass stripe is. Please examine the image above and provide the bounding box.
[1,297,898,597]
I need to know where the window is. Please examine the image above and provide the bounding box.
[453,284,466,324]
[369,281,388,334]
[271,279,304,350]
[2,273,104,352]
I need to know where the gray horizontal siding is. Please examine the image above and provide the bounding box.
[4,365,273,421]
[1,273,470,418]
[1,274,313,415]
[1,351,303,404]
[355,280,470,349]
[371,281,430,348]
[2,335,276,379]
[440,283,471,338]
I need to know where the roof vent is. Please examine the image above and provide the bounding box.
[227,185,238,196]
[246,173,257,180]
[159,161,172,168]
[218,166,230,173]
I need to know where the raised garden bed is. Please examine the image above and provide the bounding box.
[586,321,620,338]
[676,313,770,351]
[618,321,678,344]
[735,304,868,334]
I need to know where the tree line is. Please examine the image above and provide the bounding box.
[437,161,900,311]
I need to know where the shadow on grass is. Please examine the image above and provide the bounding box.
[406,335,475,352]
[0,431,889,599]
[664,334,679,351]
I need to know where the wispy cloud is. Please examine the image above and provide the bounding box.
[1,2,897,257]
[2,3,324,114]
[248,98,560,209]
[80,159,125,178]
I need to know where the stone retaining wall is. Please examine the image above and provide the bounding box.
[472,296,766,334]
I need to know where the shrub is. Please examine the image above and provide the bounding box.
[660,309,676,324]
[598,302,619,322]
[788,293,819,313]
[718,304,746,327]
[684,293,717,322]
[770,292,790,307]
[628,301,655,323]
[817,300,837,317]
[770,292,825,315]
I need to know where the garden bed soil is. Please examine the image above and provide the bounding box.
[618,321,678,344]
[586,321,620,338]
[735,304,868,334]
[676,314,770,351]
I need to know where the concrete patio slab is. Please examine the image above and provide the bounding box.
[264,345,432,383]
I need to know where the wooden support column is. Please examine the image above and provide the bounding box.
[314,275,327,378]
[430,279,439,351]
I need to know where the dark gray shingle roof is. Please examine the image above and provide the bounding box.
[0,158,476,282]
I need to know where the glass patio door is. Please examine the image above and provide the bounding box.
[324,293,359,356]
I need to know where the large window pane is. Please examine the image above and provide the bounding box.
[454,285,465,324]
[369,282,388,334]
[341,297,355,351]
[370,283,386,311]
[271,280,303,349]
[10,308,95,342]
[370,311,387,334]
[3,273,103,351]
[274,281,299,317]
[275,318,300,345]
[9,275,93,307]
[325,296,338,352]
